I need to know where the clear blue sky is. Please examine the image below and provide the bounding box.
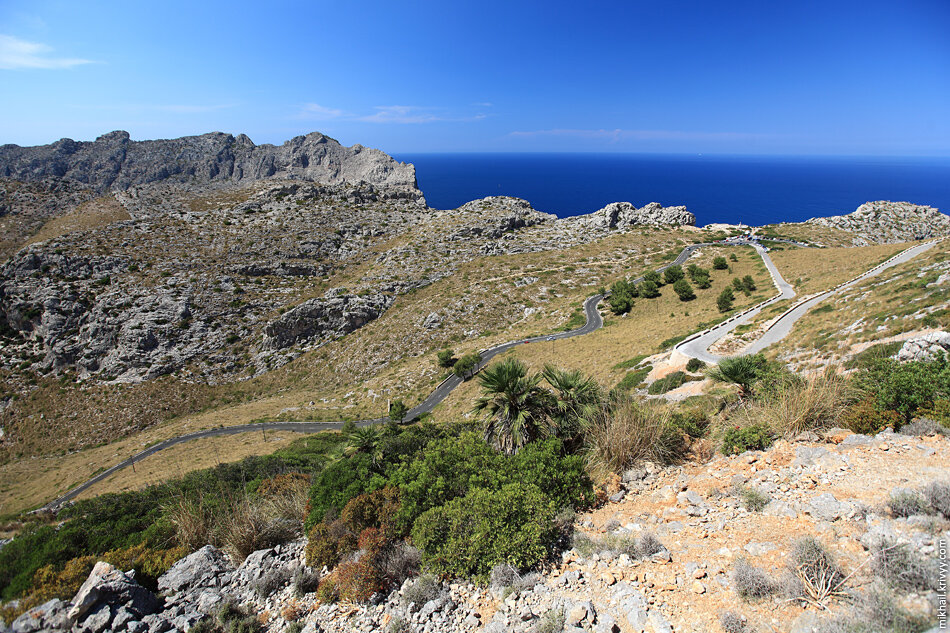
[1,0,948,155]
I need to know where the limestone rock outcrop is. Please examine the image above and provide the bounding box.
[807,201,950,244]
[896,331,950,363]
[0,130,423,202]
[262,291,395,351]
[570,201,695,231]
[452,196,556,240]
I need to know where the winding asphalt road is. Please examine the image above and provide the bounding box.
[674,238,941,362]
[41,237,936,510]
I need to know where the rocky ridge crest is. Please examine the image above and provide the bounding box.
[0,131,423,202]
[806,201,950,245]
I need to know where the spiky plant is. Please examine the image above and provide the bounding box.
[541,364,603,448]
[475,357,553,455]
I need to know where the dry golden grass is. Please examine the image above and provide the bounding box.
[0,228,832,513]
[430,245,772,421]
[768,243,908,295]
[756,222,857,247]
[771,242,949,369]
[27,196,130,246]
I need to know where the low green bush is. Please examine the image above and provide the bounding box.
[411,483,558,580]
[648,371,690,394]
[721,424,774,455]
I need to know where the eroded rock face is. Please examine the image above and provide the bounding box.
[896,331,950,363]
[452,197,556,240]
[807,201,950,244]
[571,201,696,231]
[0,130,423,202]
[262,292,395,351]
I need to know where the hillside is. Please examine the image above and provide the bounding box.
[0,131,949,633]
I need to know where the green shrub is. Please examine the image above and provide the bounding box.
[685,358,706,373]
[663,265,684,285]
[721,424,774,455]
[717,287,735,312]
[842,396,900,435]
[453,352,482,379]
[673,278,695,301]
[738,486,770,512]
[614,367,651,392]
[411,483,558,580]
[436,349,456,368]
[854,356,950,426]
[713,256,728,270]
[388,431,506,532]
[639,280,660,298]
[305,453,387,529]
[648,371,688,394]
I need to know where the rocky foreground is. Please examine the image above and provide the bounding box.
[10,424,947,633]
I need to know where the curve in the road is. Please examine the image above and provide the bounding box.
[44,236,933,510]
[674,238,942,362]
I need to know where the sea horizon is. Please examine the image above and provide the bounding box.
[395,152,950,227]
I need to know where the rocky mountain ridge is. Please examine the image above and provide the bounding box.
[806,201,950,245]
[0,131,423,202]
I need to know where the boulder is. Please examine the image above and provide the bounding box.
[11,599,70,633]
[896,331,950,363]
[157,545,233,594]
[67,561,160,623]
[262,292,393,350]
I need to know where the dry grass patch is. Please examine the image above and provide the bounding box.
[27,195,131,246]
[773,244,949,369]
[769,242,908,295]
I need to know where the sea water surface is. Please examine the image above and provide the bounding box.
[394,153,950,227]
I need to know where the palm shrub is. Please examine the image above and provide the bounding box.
[705,354,771,400]
[475,358,554,455]
[541,365,603,450]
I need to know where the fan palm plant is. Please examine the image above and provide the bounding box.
[542,364,604,449]
[705,353,770,401]
[475,357,553,455]
[343,425,385,465]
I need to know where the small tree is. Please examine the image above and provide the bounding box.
[713,256,728,270]
[453,352,483,379]
[673,278,695,301]
[663,265,684,285]
[732,277,745,291]
[640,280,660,298]
[729,253,738,262]
[609,292,633,315]
[389,399,408,424]
[742,275,756,292]
[643,270,663,286]
[717,287,735,312]
[436,349,456,368]
[692,269,711,289]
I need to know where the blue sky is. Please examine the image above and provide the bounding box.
[1,0,948,155]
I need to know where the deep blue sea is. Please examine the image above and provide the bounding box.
[394,153,950,227]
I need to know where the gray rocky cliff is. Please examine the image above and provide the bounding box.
[806,201,950,245]
[561,201,696,233]
[0,130,423,202]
